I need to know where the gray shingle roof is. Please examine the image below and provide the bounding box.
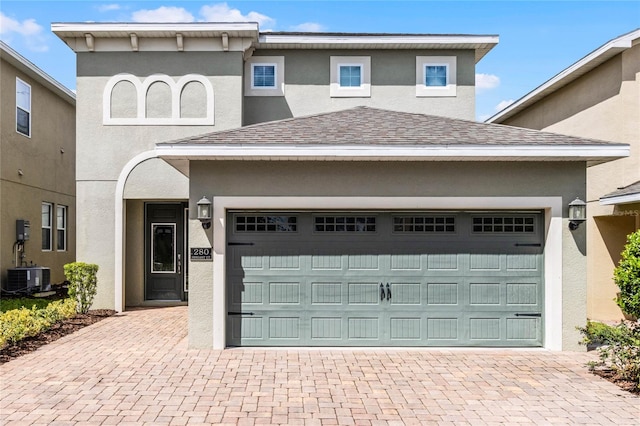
[160,106,622,147]
[601,180,640,199]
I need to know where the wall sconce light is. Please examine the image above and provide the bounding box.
[197,196,212,229]
[568,197,586,230]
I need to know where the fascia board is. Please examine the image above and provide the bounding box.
[487,29,639,124]
[52,22,259,34]
[155,144,629,162]
[600,193,640,206]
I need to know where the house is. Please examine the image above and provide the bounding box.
[0,41,76,291]
[52,22,629,350]
[487,29,640,322]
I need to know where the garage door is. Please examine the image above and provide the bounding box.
[226,211,544,347]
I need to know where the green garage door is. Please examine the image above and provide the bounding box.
[226,211,544,347]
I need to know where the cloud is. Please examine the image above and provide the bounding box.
[0,12,48,52]
[97,4,121,13]
[495,99,515,112]
[131,6,195,23]
[290,22,326,32]
[475,73,500,93]
[199,3,274,27]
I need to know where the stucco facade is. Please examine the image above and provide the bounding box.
[0,42,76,288]
[488,29,640,321]
[53,23,628,350]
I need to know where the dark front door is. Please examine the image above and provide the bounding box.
[145,203,186,301]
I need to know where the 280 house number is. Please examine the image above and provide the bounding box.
[190,247,212,261]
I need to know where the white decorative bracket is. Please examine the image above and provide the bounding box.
[85,33,94,52]
[222,33,229,52]
[176,33,184,52]
[130,33,138,52]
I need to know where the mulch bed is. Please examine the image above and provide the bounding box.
[0,309,116,364]
[591,368,640,395]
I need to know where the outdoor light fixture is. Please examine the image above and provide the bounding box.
[197,196,212,229]
[568,197,586,231]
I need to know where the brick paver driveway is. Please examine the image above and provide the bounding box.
[1,307,638,425]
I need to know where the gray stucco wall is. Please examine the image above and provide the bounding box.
[244,49,476,124]
[188,160,587,350]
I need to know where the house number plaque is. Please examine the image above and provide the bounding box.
[190,247,212,261]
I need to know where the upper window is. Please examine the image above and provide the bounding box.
[16,77,31,137]
[339,65,362,87]
[416,56,457,97]
[252,64,276,88]
[56,205,68,251]
[244,56,285,97]
[330,56,371,97]
[425,65,448,87]
[42,203,52,251]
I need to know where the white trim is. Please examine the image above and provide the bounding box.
[244,56,285,97]
[103,73,214,125]
[416,56,457,97]
[156,143,630,162]
[56,204,68,252]
[258,33,499,46]
[41,202,53,252]
[330,56,371,97]
[115,150,159,312]
[211,196,563,350]
[487,29,640,123]
[600,192,640,205]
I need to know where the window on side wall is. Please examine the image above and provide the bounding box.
[416,56,457,97]
[57,205,67,251]
[330,56,371,97]
[244,56,285,96]
[42,202,52,251]
[16,77,31,137]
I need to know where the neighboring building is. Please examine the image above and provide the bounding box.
[0,41,76,290]
[487,29,640,322]
[53,22,628,350]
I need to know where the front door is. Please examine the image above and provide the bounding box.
[145,203,186,301]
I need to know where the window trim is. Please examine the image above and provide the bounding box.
[416,56,457,97]
[16,77,31,137]
[56,205,68,252]
[244,56,285,97]
[330,56,371,97]
[42,202,53,252]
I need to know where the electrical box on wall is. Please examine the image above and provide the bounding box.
[16,219,30,241]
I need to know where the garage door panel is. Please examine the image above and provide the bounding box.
[226,210,544,347]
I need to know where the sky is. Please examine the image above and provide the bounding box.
[1,0,638,121]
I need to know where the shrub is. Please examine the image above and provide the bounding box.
[614,230,640,319]
[578,320,640,391]
[64,262,99,314]
[0,298,77,348]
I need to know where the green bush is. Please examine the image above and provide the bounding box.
[578,320,640,391]
[614,230,640,319]
[0,298,77,348]
[64,262,99,314]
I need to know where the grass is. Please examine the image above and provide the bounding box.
[0,297,53,313]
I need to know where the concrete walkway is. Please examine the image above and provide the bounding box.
[1,306,637,425]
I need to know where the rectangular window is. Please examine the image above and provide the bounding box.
[252,64,276,88]
[425,65,448,87]
[56,205,67,251]
[151,223,176,273]
[42,202,52,251]
[393,216,456,233]
[314,216,376,233]
[339,65,362,87]
[235,215,297,233]
[16,77,31,137]
[472,216,536,233]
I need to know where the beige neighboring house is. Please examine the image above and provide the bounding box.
[487,29,640,321]
[0,41,76,290]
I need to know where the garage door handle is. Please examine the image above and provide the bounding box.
[228,311,255,316]
[380,283,386,301]
[514,243,541,247]
[386,283,392,301]
[228,242,255,246]
[514,313,541,317]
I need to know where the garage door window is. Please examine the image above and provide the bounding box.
[314,216,376,232]
[393,215,455,233]
[472,216,535,233]
[235,215,297,232]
